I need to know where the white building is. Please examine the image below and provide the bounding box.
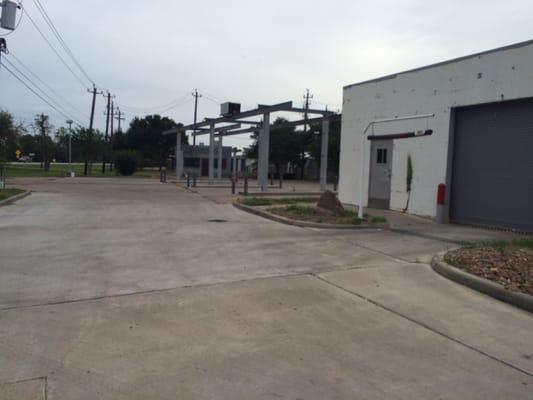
[338,40,533,232]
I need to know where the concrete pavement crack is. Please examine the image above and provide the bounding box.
[311,273,533,379]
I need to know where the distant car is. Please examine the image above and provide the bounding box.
[17,156,33,163]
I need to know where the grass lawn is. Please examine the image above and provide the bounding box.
[3,163,155,178]
[241,197,320,207]
[267,204,387,225]
[0,188,25,201]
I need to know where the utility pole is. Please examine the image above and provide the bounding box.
[86,85,101,176]
[87,85,99,136]
[66,119,73,177]
[303,88,313,134]
[102,91,111,174]
[299,89,313,179]
[192,89,202,146]
[114,107,125,133]
[109,101,114,171]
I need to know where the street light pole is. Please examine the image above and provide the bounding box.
[66,119,73,177]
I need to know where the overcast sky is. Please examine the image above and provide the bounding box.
[1,0,532,148]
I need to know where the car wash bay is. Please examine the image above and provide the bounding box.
[449,98,533,232]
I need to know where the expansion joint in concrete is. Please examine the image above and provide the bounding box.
[311,274,533,379]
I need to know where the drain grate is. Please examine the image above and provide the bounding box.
[208,219,227,223]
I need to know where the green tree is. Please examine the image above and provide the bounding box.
[54,127,71,163]
[116,115,186,168]
[307,118,341,177]
[33,114,54,171]
[245,117,303,179]
[72,127,105,176]
[0,110,25,162]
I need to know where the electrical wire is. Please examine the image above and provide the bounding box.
[2,56,84,125]
[23,7,88,89]
[116,92,192,114]
[31,0,94,85]
[0,61,84,125]
[0,1,24,37]
[6,51,89,123]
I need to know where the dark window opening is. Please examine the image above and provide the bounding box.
[184,158,200,168]
[377,148,388,164]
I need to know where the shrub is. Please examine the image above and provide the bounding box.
[114,150,139,176]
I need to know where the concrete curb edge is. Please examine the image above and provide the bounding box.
[233,201,388,230]
[431,253,533,313]
[0,190,31,207]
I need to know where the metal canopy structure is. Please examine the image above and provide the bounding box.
[163,101,341,191]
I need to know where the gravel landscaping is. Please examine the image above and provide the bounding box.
[444,240,533,296]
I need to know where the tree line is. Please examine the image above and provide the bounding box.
[0,110,187,175]
[1,110,341,178]
[244,117,341,179]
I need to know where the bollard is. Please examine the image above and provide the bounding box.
[244,170,249,196]
[231,176,236,195]
[0,166,5,189]
[192,172,197,188]
[160,167,167,183]
[436,183,446,224]
[186,173,190,188]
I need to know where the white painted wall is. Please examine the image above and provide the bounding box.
[339,40,533,218]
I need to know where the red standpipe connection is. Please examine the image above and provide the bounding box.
[437,184,446,205]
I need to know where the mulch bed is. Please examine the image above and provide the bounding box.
[445,246,533,296]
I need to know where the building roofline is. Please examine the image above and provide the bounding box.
[343,39,533,90]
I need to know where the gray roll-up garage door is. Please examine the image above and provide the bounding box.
[450,98,533,232]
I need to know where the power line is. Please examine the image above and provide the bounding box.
[23,6,88,90]
[0,61,84,125]
[31,0,94,85]
[116,92,192,114]
[6,51,90,123]
[2,56,83,125]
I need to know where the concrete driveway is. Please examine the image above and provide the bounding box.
[0,178,531,399]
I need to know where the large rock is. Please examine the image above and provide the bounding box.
[317,190,344,214]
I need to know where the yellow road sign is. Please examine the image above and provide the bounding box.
[15,149,21,158]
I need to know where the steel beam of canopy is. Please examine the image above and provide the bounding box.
[176,131,183,180]
[287,107,335,116]
[258,113,270,192]
[208,124,215,184]
[170,101,293,134]
[320,117,330,192]
[215,114,341,137]
[217,136,223,180]
[233,120,262,126]
[192,123,241,136]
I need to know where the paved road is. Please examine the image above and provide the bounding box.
[0,178,531,399]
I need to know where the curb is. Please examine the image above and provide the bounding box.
[238,191,327,197]
[0,190,31,207]
[431,253,533,313]
[233,201,388,230]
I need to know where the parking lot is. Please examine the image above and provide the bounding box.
[0,178,531,399]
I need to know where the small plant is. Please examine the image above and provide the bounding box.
[462,239,533,251]
[371,216,387,224]
[0,188,25,201]
[404,154,413,212]
[114,150,139,176]
[242,197,272,206]
[349,216,364,225]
